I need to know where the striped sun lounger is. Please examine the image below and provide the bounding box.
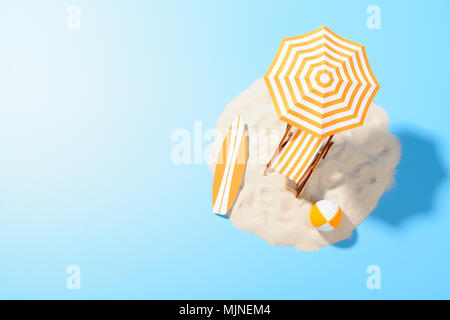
[269,129,327,185]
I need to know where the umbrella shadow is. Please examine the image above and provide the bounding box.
[371,128,447,226]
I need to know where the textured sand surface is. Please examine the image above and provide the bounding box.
[209,79,401,251]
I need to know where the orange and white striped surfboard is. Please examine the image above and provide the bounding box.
[270,129,325,184]
[212,115,248,215]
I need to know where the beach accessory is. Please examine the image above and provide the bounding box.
[212,115,248,215]
[264,26,380,197]
[310,200,342,232]
[266,127,334,196]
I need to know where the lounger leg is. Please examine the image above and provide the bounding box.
[295,135,334,198]
[296,168,314,197]
[264,124,292,175]
[322,141,334,160]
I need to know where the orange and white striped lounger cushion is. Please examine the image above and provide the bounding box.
[270,129,325,184]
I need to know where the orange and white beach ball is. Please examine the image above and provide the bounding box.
[310,200,342,232]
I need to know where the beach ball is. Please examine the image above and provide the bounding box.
[310,200,342,232]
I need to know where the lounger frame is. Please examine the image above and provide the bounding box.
[264,124,334,198]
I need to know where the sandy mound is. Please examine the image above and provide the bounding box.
[209,79,401,251]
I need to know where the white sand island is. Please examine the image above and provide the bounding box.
[209,79,401,251]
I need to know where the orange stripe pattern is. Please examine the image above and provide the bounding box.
[212,115,248,215]
[270,129,325,184]
[264,26,380,138]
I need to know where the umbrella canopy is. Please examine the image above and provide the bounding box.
[264,26,380,138]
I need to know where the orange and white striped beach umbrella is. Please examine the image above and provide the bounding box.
[264,26,380,138]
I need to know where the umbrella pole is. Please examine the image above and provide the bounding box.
[264,124,292,175]
[296,135,334,198]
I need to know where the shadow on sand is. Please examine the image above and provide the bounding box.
[371,128,446,226]
[334,128,446,248]
[333,229,358,249]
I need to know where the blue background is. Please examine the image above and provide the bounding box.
[0,0,448,299]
